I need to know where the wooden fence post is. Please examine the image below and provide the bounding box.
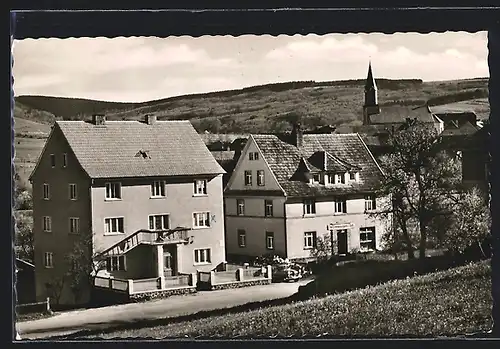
[267,265,272,281]
[128,279,134,294]
[237,268,244,281]
[210,271,215,286]
[190,273,197,287]
[46,297,50,313]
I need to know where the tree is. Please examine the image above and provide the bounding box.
[310,234,336,263]
[14,211,34,262]
[65,233,105,304]
[374,121,462,260]
[441,187,491,255]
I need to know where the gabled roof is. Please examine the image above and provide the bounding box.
[54,120,225,179]
[251,133,384,197]
[368,105,438,125]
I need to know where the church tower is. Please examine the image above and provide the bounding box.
[363,61,381,125]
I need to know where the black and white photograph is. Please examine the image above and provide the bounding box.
[11,16,496,340]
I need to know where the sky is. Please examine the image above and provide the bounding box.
[12,31,489,103]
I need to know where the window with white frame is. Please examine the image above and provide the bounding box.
[238,229,246,248]
[364,195,376,211]
[304,231,317,249]
[265,199,273,217]
[360,227,376,251]
[44,252,54,268]
[334,198,347,214]
[194,248,211,264]
[237,199,245,216]
[249,152,259,161]
[69,183,78,200]
[312,173,321,184]
[62,153,67,168]
[349,172,357,181]
[69,217,80,234]
[149,214,170,230]
[151,180,166,197]
[193,212,210,228]
[42,216,52,232]
[326,174,335,185]
[50,154,56,168]
[194,179,207,195]
[244,170,252,186]
[104,217,125,234]
[257,170,265,186]
[335,173,346,184]
[43,183,50,200]
[303,199,316,215]
[266,232,274,250]
[106,256,126,271]
[105,182,121,200]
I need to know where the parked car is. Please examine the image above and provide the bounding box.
[272,263,302,283]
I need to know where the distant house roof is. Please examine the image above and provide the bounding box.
[368,105,439,125]
[48,120,225,179]
[199,133,249,145]
[241,133,384,198]
[16,258,35,272]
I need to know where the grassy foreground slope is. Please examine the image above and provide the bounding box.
[94,260,492,338]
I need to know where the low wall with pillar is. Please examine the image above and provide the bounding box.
[197,265,272,290]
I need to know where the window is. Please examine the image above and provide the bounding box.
[149,214,170,230]
[360,227,376,251]
[43,183,50,200]
[151,180,166,197]
[335,173,346,184]
[238,229,246,248]
[69,183,78,200]
[257,170,265,186]
[62,153,67,168]
[349,172,356,181]
[249,152,259,160]
[194,180,207,195]
[50,154,56,168]
[365,195,376,211]
[266,232,274,250]
[69,217,80,234]
[265,200,273,217]
[326,174,335,185]
[303,199,316,215]
[304,231,317,249]
[104,217,125,234]
[194,248,211,264]
[334,198,347,214]
[106,256,126,271]
[237,199,245,216]
[44,252,54,268]
[312,173,321,183]
[105,182,121,200]
[193,212,210,228]
[244,170,252,186]
[42,216,52,232]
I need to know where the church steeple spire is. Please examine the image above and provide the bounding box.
[363,60,380,125]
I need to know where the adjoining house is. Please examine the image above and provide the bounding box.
[15,258,36,304]
[29,115,226,305]
[224,122,389,263]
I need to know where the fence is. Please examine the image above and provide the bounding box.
[94,276,130,293]
[16,297,51,315]
[242,267,266,280]
[198,265,272,289]
[164,275,191,288]
[213,270,239,284]
[132,278,160,292]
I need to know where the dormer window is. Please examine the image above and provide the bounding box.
[349,172,356,181]
[335,173,346,184]
[312,173,321,184]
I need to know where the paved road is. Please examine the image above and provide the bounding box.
[17,279,311,340]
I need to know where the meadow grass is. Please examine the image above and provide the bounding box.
[89,260,491,339]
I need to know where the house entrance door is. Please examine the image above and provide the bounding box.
[163,246,177,276]
[337,229,348,255]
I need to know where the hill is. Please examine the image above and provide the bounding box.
[14,77,489,134]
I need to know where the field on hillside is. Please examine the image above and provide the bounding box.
[86,260,492,339]
[15,78,489,134]
[430,98,490,120]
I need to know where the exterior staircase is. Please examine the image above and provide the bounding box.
[97,227,190,258]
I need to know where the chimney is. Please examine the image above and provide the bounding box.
[145,114,157,125]
[291,122,303,148]
[92,114,106,125]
